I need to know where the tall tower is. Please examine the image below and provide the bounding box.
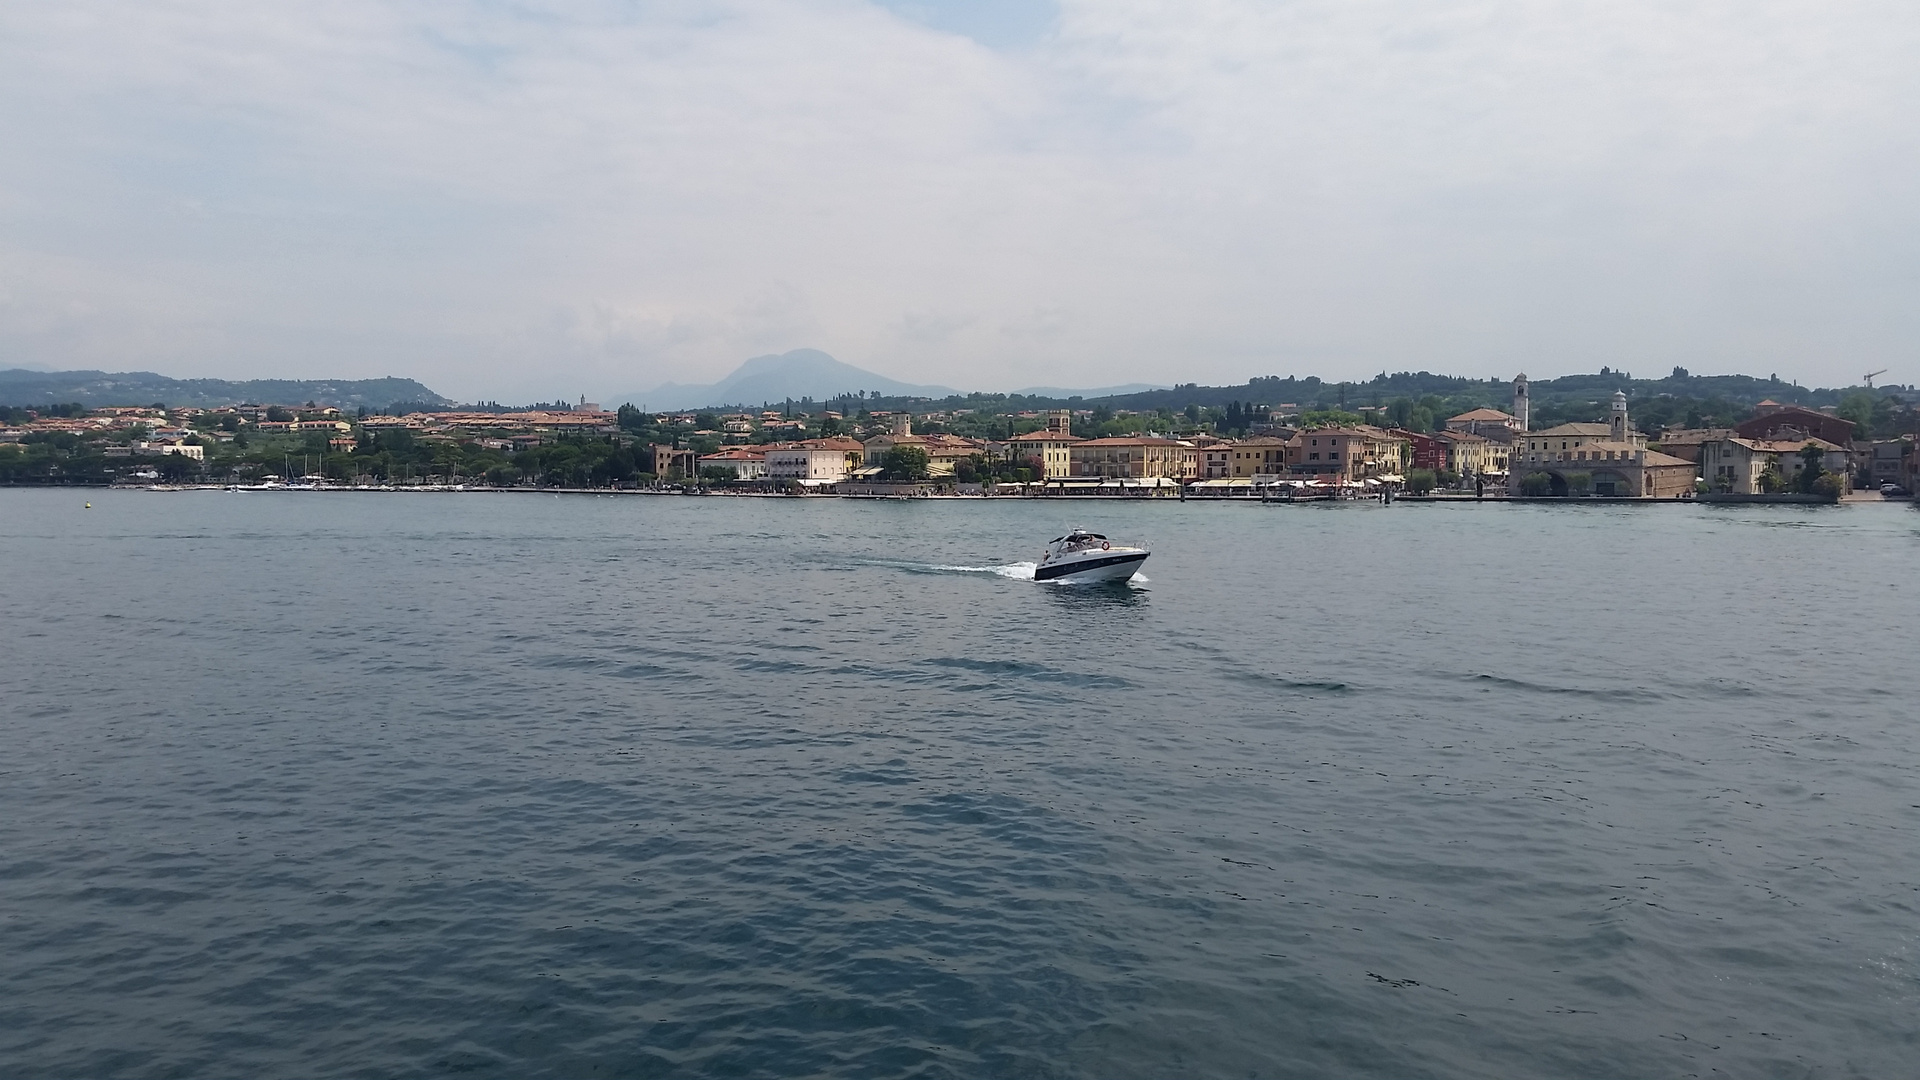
[1610,390,1628,442]
[890,411,911,436]
[1046,409,1071,436]
[1513,374,1529,433]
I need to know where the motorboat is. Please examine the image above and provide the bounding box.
[1035,529,1149,583]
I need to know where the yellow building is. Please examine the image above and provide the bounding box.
[1226,436,1292,477]
[1007,430,1082,478]
[1435,430,1499,477]
[1069,437,1198,479]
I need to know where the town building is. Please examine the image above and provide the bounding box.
[1510,392,1696,497]
[1867,437,1914,490]
[1397,430,1448,473]
[1006,429,1082,478]
[766,437,864,482]
[650,445,697,479]
[861,431,987,477]
[1652,428,1737,465]
[1433,429,1500,477]
[1700,436,1851,494]
[1069,437,1199,480]
[1444,407,1521,439]
[1733,405,1856,447]
[1282,426,1409,483]
[697,448,768,480]
[1226,436,1292,477]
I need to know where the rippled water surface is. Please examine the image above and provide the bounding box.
[3,490,1916,1078]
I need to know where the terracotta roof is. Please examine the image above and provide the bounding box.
[1531,423,1614,437]
[1656,427,1734,444]
[1448,408,1516,422]
[1640,450,1695,467]
[1728,437,1843,453]
[1008,430,1082,442]
[1075,436,1188,447]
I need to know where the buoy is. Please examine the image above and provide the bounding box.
[85,503,91,509]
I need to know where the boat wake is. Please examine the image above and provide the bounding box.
[930,561,1038,580]
[928,561,1149,584]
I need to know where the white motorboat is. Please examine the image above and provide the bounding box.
[1035,529,1149,583]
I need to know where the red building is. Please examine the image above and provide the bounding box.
[1396,429,1448,471]
[1733,406,1856,447]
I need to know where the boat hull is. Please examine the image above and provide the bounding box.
[1033,551,1148,583]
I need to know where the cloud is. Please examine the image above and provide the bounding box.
[1,0,1915,400]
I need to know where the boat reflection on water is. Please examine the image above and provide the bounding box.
[1041,576,1149,608]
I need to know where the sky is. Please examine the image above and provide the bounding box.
[2,0,1916,403]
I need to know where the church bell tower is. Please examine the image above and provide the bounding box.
[1513,374,1529,433]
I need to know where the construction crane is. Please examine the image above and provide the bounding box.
[1864,369,1888,388]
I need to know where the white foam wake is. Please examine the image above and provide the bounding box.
[930,561,1037,580]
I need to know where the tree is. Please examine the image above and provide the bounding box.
[1796,442,1825,493]
[156,453,200,482]
[1405,468,1437,494]
[265,405,293,422]
[699,465,734,483]
[1835,391,1880,436]
[880,445,930,481]
[1520,472,1552,496]
[1565,471,1592,496]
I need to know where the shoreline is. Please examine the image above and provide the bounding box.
[11,483,1903,505]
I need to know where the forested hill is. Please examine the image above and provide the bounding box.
[1091,369,1894,414]
[0,370,450,410]
[834,368,1897,416]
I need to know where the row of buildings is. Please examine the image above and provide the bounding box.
[665,378,1918,498]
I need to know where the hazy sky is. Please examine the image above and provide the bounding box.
[3,1,1915,402]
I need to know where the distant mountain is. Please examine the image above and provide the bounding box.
[611,349,959,410]
[0,369,450,410]
[611,351,1181,410]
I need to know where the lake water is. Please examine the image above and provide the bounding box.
[2,490,1916,1078]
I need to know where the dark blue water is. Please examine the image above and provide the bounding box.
[2,490,1916,1078]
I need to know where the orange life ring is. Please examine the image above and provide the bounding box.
[1101,541,1110,550]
